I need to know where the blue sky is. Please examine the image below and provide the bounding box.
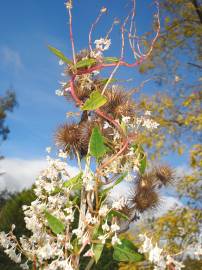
[0,0,188,167]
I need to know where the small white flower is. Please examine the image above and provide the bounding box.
[122,116,131,124]
[112,197,126,210]
[111,223,120,232]
[99,205,109,216]
[100,7,107,13]
[139,234,153,253]
[90,50,103,59]
[174,75,181,83]
[133,166,139,173]
[111,234,121,246]
[20,261,29,270]
[145,110,151,116]
[83,248,94,257]
[59,59,64,66]
[102,221,110,232]
[65,1,72,9]
[94,38,111,51]
[125,173,133,182]
[46,147,51,154]
[98,234,108,244]
[58,149,68,159]
[55,89,63,96]
[103,121,111,129]
[0,232,10,248]
[149,244,162,263]
[85,212,98,225]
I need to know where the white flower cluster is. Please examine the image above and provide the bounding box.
[0,156,76,269]
[55,89,64,96]
[139,234,185,270]
[98,221,121,246]
[120,113,160,132]
[94,38,111,51]
[135,114,160,130]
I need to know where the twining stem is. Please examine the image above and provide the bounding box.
[68,6,76,65]
[85,257,95,270]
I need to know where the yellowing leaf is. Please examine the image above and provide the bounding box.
[82,90,107,111]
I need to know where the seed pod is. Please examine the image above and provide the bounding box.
[102,88,135,118]
[55,123,81,155]
[130,175,159,212]
[155,165,174,185]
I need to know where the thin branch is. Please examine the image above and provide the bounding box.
[68,6,76,64]
[85,258,95,270]
[89,9,105,52]
[188,62,202,69]
[191,0,202,24]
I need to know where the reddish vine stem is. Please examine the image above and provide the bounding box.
[69,73,129,175]
[76,58,144,76]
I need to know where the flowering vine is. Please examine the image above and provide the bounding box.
[0,1,186,270]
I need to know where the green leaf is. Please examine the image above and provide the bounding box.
[108,210,129,221]
[103,57,119,63]
[48,45,72,65]
[113,239,144,262]
[99,78,117,85]
[139,154,147,174]
[132,144,147,174]
[89,127,108,159]
[75,58,96,69]
[45,211,65,234]
[63,172,83,189]
[81,90,107,111]
[93,243,104,263]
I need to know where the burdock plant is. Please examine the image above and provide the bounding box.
[0,1,182,270]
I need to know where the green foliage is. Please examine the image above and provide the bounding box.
[89,126,108,159]
[82,90,107,111]
[0,189,35,236]
[45,211,65,234]
[107,210,129,221]
[93,243,104,263]
[0,189,35,270]
[63,172,83,189]
[48,45,72,65]
[0,90,17,142]
[103,57,119,63]
[75,58,96,68]
[113,239,143,263]
[132,144,147,174]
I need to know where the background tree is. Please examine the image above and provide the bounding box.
[119,0,202,269]
[0,189,35,270]
[0,89,17,143]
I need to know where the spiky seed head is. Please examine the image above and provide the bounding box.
[134,189,159,212]
[55,123,81,154]
[103,88,135,118]
[129,176,159,212]
[155,165,174,185]
[139,173,156,189]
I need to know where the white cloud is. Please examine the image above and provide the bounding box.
[0,46,23,70]
[0,158,78,192]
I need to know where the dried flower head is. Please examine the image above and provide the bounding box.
[130,176,159,212]
[103,88,135,118]
[155,165,174,185]
[55,123,81,155]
